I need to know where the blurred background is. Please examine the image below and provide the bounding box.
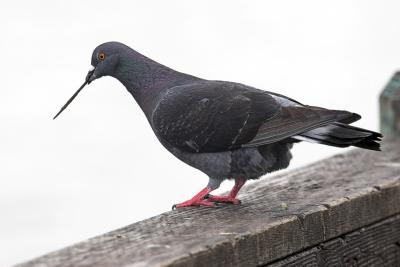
[1,0,400,265]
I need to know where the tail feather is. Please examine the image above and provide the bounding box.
[293,122,382,151]
[332,122,382,140]
[353,138,381,151]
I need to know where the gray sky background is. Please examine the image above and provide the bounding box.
[1,0,400,265]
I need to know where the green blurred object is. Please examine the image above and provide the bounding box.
[380,72,400,136]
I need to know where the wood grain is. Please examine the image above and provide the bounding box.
[268,213,400,266]
[16,138,400,267]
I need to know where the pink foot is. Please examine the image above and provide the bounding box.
[172,187,217,209]
[206,194,242,205]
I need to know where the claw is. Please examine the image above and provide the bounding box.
[206,195,242,205]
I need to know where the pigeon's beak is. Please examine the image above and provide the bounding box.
[53,66,96,120]
[86,66,96,84]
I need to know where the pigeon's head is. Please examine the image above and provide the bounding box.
[87,42,129,83]
[53,42,130,119]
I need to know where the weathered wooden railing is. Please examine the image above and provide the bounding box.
[16,73,400,267]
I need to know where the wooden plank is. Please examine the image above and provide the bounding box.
[268,213,400,266]
[16,138,400,267]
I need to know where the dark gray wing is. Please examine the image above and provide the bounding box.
[151,81,279,153]
[152,81,360,152]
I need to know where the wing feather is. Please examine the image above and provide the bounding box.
[244,106,359,147]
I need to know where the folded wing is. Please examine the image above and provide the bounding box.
[152,81,371,153]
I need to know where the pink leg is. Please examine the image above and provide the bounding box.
[172,187,217,209]
[206,179,246,205]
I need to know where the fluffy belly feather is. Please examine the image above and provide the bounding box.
[170,142,293,180]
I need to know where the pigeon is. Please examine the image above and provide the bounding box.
[54,42,382,209]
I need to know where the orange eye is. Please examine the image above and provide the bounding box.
[98,52,106,61]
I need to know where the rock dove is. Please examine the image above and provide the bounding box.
[54,42,382,208]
